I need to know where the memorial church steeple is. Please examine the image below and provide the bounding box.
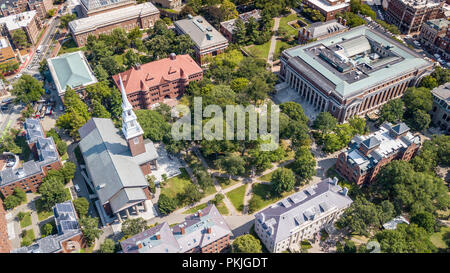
[119,74,145,156]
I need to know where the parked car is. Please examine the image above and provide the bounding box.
[74,184,81,193]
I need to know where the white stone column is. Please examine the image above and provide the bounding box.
[125,208,131,218]
[116,212,122,223]
[143,201,148,212]
[135,205,140,215]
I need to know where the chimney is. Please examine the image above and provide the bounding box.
[332,177,339,185]
[134,63,141,70]
[155,232,161,240]
[302,27,306,35]
[137,241,143,249]
[198,209,202,217]
[343,187,348,196]
[207,227,212,234]
[169,53,176,60]
[180,225,185,235]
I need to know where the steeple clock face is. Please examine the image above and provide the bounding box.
[134,137,139,144]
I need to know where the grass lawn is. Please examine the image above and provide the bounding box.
[250,183,295,212]
[58,38,86,55]
[19,212,32,228]
[21,229,35,246]
[183,199,230,216]
[279,13,305,37]
[246,41,271,60]
[274,39,296,61]
[161,168,193,199]
[430,226,450,249]
[35,199,54,221]
[216,177,239,189]
[225,184,247,212]
[259,162,295,182]
[203,185,217,196]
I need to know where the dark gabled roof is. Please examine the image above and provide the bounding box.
[361,136,381,149]
[391,122,409,135]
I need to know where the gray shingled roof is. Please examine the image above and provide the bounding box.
[174,15,228,50]
[391,122,410,135]
[254,178,353,246]
[78,118,157,211]
[361,136,381,149]
[121,222,180,253]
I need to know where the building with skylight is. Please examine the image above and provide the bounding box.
[254,178,353,253]
[336,122,421,185]
[47,51,98,98]
[277,25,433,122]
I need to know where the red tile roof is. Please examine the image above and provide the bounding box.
[112,54,202,95]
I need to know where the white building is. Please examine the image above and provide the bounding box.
[254,178,353,253]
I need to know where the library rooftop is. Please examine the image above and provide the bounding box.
[277,25,433,122]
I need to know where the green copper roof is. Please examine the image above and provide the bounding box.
[285,26,432,98]
[47,51,97,95]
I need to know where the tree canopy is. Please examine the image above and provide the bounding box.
[232,234,262,253]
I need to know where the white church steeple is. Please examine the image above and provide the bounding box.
[119,74,145,155]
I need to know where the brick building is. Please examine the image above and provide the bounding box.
[69,2,160,47]
[336,122,421,185]
[121,204,232,253]
[112,53,203,110]
[254,178,353,253]
[0,198,12,253]
[430,82,450,133]
[302,0,351,21]
[0,10,41,45]
[0,0,53,20]
[174,15,229,65]
[418,18,450,61]
[298,18,348,44]
[0,118,62,198]
[277,25,433,122]
[78,79,159,225]
[219,9,261,42]
[12,201,87,253]
[385,0,445,34]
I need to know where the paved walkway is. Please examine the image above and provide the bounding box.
[268,17,281,68]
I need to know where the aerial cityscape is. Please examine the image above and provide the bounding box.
[0,0,449,258]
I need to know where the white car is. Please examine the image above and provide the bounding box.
[74,184,81,193]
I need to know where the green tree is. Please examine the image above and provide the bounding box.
[93,65,109,82]
[337,196,381,236]
[100,238,116,253]
[73,197,90,218]
[431,66,450,85]
[271,167,295,195]
[292,147,316,185]
[233,18,247,45]
[135,109,170,141]
[60,14,77,29]
[280,102,308,124]
[56,87,91,138]
[379,99,404,123]
[410,212,435,233]
[11,29,29,49]
[375,223,436,253]
[4,195,21,210]
[215,155,246,179]
[13,188,26,203]
[419,75,438,89]
[122,217,148,237]
[79,217,103,247]
[220,0,239,21]
[157,194,177,215]
[60,162,76,184]
[232,234,262,253]
[181,184,203,205]
[41,223,54,237]
[313,112,337,134]
[92,100,111,119]
[11,74,45,104]
[38,177,69,211]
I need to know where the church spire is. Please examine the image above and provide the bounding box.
[119,74,145,156]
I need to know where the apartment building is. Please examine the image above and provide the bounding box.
[0,0,53,20]
[385,0,444,34]
[121,204,232,253]
[174,15,229,65]
[278,25,433,122]
[430,82,450,133]
[219,9,261,42]
[0,118,62,198]
[336,122,421,185]
[12,201,87,253]
[0,10,41,45]
[254,178,353,253]
[302,0,351,21]
[112,53,203,110]
[418,18,450,61]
